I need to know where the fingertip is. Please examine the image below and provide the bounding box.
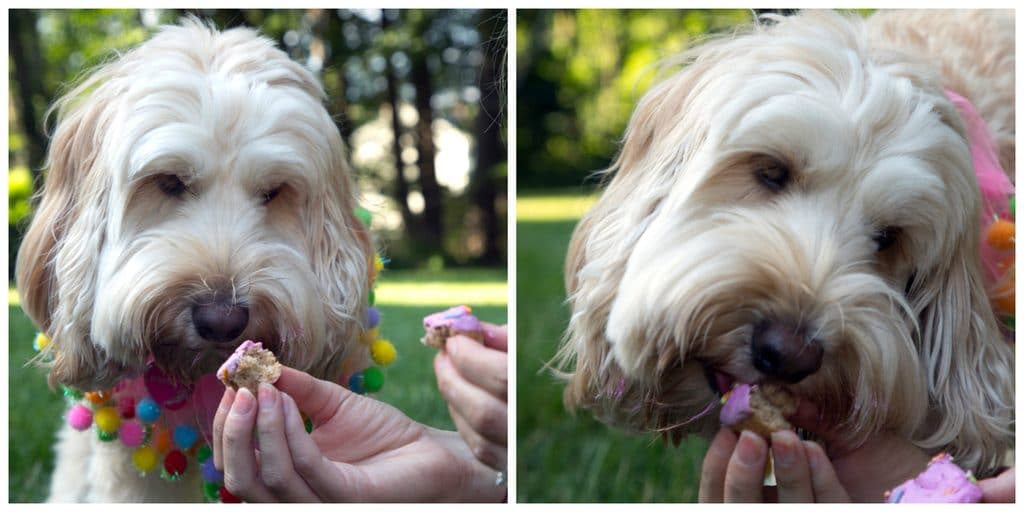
[801,440,827,469]
[735,430,767,466]
[219,386,236,407]
[481,323,508,349]
[232,387,256,416]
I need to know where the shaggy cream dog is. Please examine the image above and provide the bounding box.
[17,20,372,501]
[559,10,1014,478]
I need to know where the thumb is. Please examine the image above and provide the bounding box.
[273,366,354,425]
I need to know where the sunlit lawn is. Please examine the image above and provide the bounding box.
[8,267,506,502]
[516,189,708,503]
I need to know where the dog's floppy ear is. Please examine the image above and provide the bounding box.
[558,52,721,415]
[17,70,121,390]
[306,132,374,383]
[912,234,1014,475]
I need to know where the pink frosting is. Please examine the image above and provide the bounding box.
[886,453,982,503]
[423,305,482,333]
[719,384,753,426]
[217,340,262,384]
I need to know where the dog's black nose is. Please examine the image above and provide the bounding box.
[750,319,823,383]
[192,301,249,343]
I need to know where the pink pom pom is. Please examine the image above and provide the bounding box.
[119,421,145,447]
[68,404,93,431]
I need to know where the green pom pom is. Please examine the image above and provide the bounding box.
[368,289,376,305]
[98,429,118,442]
[62,386,84,400]
[196,444,212,463]
[203,480,221,502]
[355,207,372,227]
[1010,196,1015,217]
[304,417,313,434]
[363,366,384,393]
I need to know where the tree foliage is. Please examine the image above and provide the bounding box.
[8,9,507,276]
[516,9,752,188]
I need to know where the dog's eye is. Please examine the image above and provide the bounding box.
[155,174,188,197]
[753,158,790,191]
[260,186,283,205]
[873,226,901,252]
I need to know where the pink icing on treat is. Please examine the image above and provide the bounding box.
[885,453,982,503]
[719,384,753,426]
[217,340,262,384]
[423,305,482,333]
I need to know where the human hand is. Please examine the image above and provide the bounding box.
[790,402,931,502]
[433,323,508,472]
[212,367,505,502]
[699,428,850,502]
[978,466,1014,503]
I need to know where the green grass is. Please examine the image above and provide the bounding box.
[8,268,506,502]
[516,191,708,503]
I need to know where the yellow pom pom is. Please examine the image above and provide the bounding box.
[374,254,384,273]
[94,406,121,433]
[370,339,397,366]
[361,327,380,345]
[33,332,51,351]
[132,446,159,473]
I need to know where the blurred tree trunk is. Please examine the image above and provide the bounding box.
[471,10,505,264]
[381,12,417,237]
[310,9,353,148]
[411,51,443,247]
[10,9,48,188]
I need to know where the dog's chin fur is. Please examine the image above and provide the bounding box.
[558,10,1014,477]
[16,19,373,502]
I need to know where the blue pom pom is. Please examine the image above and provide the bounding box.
[136,398,161,423]
[348,372,365,395]
[201,458,223,483]
[173,424,199,450]
[366,307,380,329]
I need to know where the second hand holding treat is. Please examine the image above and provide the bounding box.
[421,305,486,348]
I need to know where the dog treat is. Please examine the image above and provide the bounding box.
[217,340,282,391]
[719,383,798,438]
[421,305,485,348]
[884,453,982,503]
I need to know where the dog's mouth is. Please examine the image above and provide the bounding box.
[150,339,279,384]
[702,363,739,398]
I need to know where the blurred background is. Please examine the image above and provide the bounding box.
[8,9,507,502]
[516,9,757,503]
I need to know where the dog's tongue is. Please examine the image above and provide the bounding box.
[714,371,735,395]
[143,361,189,410]
[191,373,223,445]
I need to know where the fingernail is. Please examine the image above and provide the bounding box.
[281,393,298,423]
[447,337,458,356]
[483,325,497,343]
[736,431,763,465]
[803,441,824,470]
[258,383,277,411]
[232,388,255,416]
[771,432,794,467]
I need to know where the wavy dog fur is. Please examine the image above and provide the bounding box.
[17,19,372,501]
[558,10,1013,477]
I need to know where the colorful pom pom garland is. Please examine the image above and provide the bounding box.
[349,206,398,397]
[45,365,254,500]
[31,206,396,502]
